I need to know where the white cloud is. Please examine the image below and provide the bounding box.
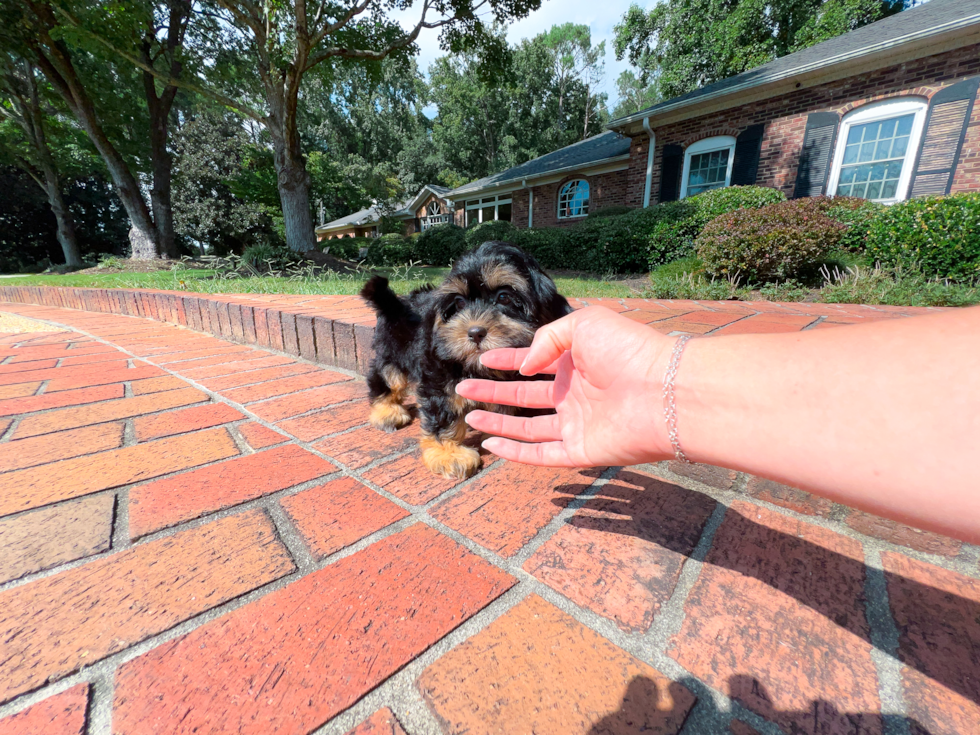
[394,0,641,109]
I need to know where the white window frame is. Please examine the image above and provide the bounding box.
[826,98,928,204]
[464,194,513,224]
[557,179,590,220]
[680,136,736,199]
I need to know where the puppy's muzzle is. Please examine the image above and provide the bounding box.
[467,326,488,345]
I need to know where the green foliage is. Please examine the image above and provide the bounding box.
[415,224,469,266]
[588,206,634,219]
[697,198,846,283]
[612,70,659,119]
[367,233,417,266]
[322,237,370,261]
[864,193,980,281]
[464,220,518,247]
[614,0,904,101]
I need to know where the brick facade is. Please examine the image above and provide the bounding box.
[636,44,980,204]
[503,169,631,230]
[317,192,453,241]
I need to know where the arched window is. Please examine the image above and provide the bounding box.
[426,201,441,216]
[558,180,590,219]
[681,136,736,199]
[827,98,928,203]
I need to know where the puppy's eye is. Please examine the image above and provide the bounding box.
[495,291,513,306]
[454,296,467,310]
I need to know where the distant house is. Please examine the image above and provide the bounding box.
[444,0,980,227]
[316,185,453,240]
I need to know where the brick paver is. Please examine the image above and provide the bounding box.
[0,289,974,735]
[419,595,696,734]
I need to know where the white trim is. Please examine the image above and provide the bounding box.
[463,194,513,224]
[642,117,656,208]
[826,97,928,204]
[448,153,631,198]
[607,12,980,129]
[557,179,590,220]
[680,136,736,199]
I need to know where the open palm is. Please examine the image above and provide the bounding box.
[457,306,677,467]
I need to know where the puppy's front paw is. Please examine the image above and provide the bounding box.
[370,398,412,432]
[421,438,481,480]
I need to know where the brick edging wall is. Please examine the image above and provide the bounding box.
[0,284,965,558]
[0,285,376,375]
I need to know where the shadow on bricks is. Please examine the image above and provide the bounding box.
[587,676,926,735]
[551,471,980,718]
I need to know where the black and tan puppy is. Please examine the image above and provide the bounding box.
[360,241,571,480]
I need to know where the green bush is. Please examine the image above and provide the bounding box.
[588,206,633,219]
[241,244,278,268]
[321,237,369,260]
[367,233,417,266]
[687,185,787,227]
[464,220,518,248]
[697,198,846,283]
[864,192,980,281]
[414,224,468,266]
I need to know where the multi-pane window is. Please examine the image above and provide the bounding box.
[464,195,512,225]
[558,180,589,219]
[836,114,915,201]
[828,98,927,204]
[680,136,735,199]
[686,149,730,196]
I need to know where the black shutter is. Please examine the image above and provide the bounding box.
[660,144,683,202]
[793,112,839,198]
[730,124,765,186]
[909,76,979,198]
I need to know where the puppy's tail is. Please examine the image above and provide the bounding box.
[360,276,410,323]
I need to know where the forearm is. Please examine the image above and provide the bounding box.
[677,307,980,543]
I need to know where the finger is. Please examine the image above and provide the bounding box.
[520,309,590,376]
[465,410,562,442]
[481,437,577,467]
[455,378,555,408]
[480,348,561,375]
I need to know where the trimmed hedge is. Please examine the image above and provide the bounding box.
[415,224,468,266]
[464,220,518,248]
[864,192,980,281]
[697,198,846,283]
[366,233,417,266]
[321,237,369,261]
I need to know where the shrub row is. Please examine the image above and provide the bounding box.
[696,192,980,283]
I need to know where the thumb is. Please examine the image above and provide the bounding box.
[521,308,590,376]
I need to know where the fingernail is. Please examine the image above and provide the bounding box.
[519,356,529,375]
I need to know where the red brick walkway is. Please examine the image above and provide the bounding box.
[0,289,977,735]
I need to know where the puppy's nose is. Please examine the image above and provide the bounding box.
[468,326,488,344]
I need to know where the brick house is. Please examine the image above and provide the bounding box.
[445,0,980,228]
[315,185,454,240]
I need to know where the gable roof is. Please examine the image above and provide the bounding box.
[315,184,454,233]
[609,0,980,129]
[447,131,632,198]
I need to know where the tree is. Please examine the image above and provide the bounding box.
[613,0,905,102]
[2,0,193,259]
[0,55,82,266]
[538,23,606,139]
[121,0,545,253]
[612,69,658,119]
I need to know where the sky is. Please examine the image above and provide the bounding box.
[395,0,641,113]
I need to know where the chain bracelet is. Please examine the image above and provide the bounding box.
[663,334,694,463]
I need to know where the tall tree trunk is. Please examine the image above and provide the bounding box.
[17,58,82,267]
[267,85,316,253]
[28,3,161,259]
[145,76,178,259]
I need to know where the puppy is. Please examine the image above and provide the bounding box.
[360,241,571,480]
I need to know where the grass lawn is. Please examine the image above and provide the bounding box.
[0,265,643,299]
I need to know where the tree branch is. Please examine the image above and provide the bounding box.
[51,5,267,122]
[305,0,454,72]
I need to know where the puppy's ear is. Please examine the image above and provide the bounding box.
[526,260,572,325]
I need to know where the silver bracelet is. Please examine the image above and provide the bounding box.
[663,334,694,463]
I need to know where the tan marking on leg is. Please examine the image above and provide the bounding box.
[369,365,412,432]
[421,422,479,480]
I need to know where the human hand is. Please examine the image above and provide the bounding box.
[456,306,677,467]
